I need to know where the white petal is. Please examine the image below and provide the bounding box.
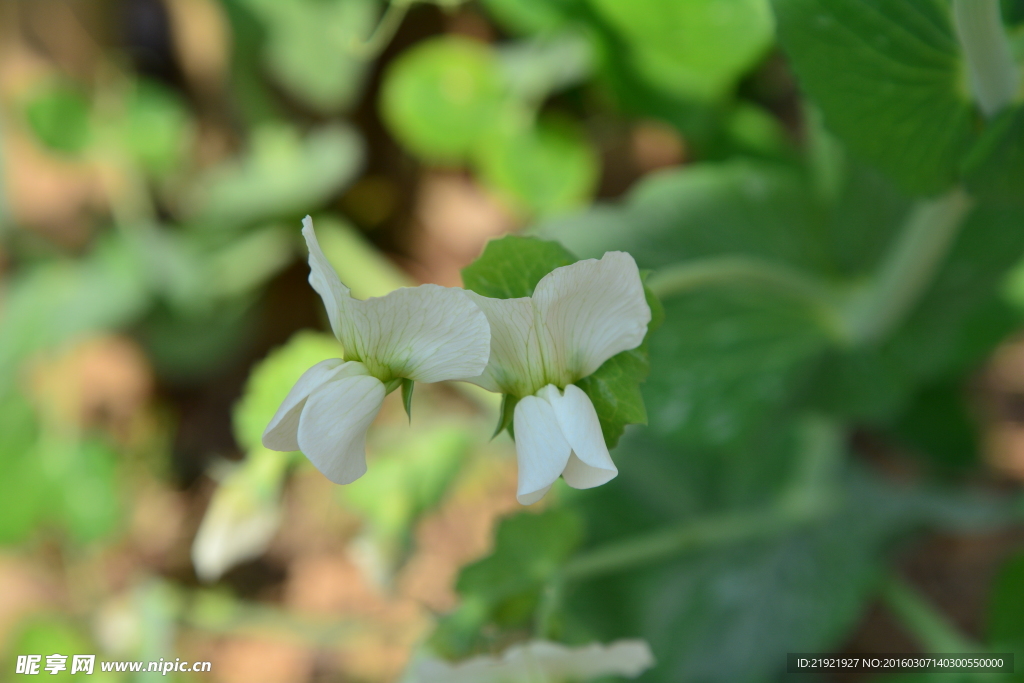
[262,359,367,451]
[534,251,650,380]
[296,374,386,484]
[464,292,546,396]
[406,639,655,683]
[539,384,617,490]
[302,216,352,341]
[191,471,281,582]
[512,393,571,504]
[342,285,491,383]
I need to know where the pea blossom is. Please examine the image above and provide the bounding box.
[466,252,650,504]
[404,639,655,683]
[262,217,491,484]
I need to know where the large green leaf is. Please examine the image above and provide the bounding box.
[240,0,377,112]
[536,161,831,273]
[476,114,599,218]
[22,80,92,155]
[645,284,828,448]
[588,0,774,102]
[773,0,976,194]
[184,124,363,229]
[430,508,584,659]
[381,36,506,164]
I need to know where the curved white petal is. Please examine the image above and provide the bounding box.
[344,285,491,383]
[512,393,571,505]
[463,292,545,395]
[534,251,650,379]
[262,359,368,451]
[302,216,352,341]
[407,639,655,683]
[539,384,617,490]
[297,374,386,484]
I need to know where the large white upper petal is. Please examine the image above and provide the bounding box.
[534,251,650,381]
[463,292,545,395]
[262,359,367,452]
[344,285,491,383]
[512,393,572,505]
[302,216,352,341]
[406,639,655,683]
[538,383,617,490]
[296,374,386,484]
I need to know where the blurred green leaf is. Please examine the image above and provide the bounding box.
[645,284,828,449]
[233,331,343,451]
[381,36,506,164]
[185,124,364,228]
[342,424,473,574]
[964,104,1024,207]
[773,0,975,194]
[0,393,47,545]
[988,552,1024,647]
[56,438,122,544]
[589,0,774,101]
[23,81,92,155]
[240,0,377,112]
[7,616,97,681]
[121,80,192,177]
[431,508,584,659]
[312,215,411,299]
[497,31,594,103]
[481,0,569,35]
[476,114,599,217]
[537,161,830,273]
[0,237,150,387]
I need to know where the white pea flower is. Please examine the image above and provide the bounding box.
[467,253,650,504]
[405,639,655,683]
[262,217,490,484]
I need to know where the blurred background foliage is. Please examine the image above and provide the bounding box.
[2,0,1024,681]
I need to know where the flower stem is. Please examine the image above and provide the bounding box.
[953,0,1018,118]
[880,574,978,653]
[844,187,973,345]
[646,256,847,342]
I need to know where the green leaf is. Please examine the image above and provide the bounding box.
[232,331,343,452]
[23,80,92,155]
[646,284,828,448]
[773,0,976,194]
[476,113,599,218]
[431,508,584,659]
[381,36,506,164]
[0,393,46,545]
[184,124,364,229]
[57,439,122,544]
[492,393,519,440]
[480,0,569,35]
[988,552,1024,647]
[121,79,192,176]
[342,424,473,575]
[240,0,377,112]
[589,0,774,101]
[964,104,1024,207]
[537,161,831,273]
[462,235,577,299]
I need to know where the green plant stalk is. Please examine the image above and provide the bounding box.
[646,256,847,342]
[845,187,973,345]
[880,575,978,653]
[953,0,1018,118]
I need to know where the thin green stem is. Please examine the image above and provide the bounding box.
[880,574,978,653]
[350,0,412,59]
[646,256,847,342]
[845,187,974,345]
[953,0,1018,118]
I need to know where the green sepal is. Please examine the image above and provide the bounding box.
[492,393,520,440]
[401,378,415,422]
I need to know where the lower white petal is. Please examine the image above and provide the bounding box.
[539,383,617,490]
[297,374,386,484]
[262,359,367,452]
[513,394,572,505]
